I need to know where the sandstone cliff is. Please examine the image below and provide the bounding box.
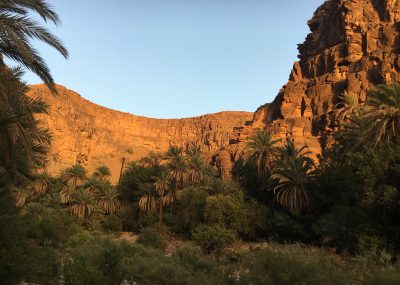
[29,84,253,182]
[250,0,400,154]
[33,0,400,181]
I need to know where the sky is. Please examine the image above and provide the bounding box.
[20,0,324,118]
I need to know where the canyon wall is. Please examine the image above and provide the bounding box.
[33,0,400,181]
[250,0,400,154]
[29,85,253,182]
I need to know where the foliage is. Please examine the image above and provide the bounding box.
[235,243,354,285]
[0,65,51,177]
[191,224,237,253]
[64,237,227,285]
[0,0,68,89]
[173,187,208,233]
[101,214,122,232]
[270,141,315,216]
[137,223,170,250]
[203,193,250,235]
[245,129,279,181]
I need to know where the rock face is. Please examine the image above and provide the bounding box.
[250,0,400,154]
[33,0,400,181]
[29,85,253,182]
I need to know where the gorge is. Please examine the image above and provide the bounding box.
[32,0,400,181]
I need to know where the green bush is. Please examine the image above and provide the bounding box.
[171,243,227,283]
[101,214,123,232]
[203,194,250,235]
[173,187,208,233]
[0,209,61,285]
[191,224,236,253]
[137,224,169,250]
[64,237,227,285]
[236,243,354,285]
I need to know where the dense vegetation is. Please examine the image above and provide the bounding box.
[1,1,400,284]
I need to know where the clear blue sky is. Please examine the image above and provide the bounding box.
[22,0,324,118]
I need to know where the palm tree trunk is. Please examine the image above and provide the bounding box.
[118,157,126,185]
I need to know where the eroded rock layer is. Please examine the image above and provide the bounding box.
[251,0,400,154]
[34,0,400,181]
[29,85,253,182]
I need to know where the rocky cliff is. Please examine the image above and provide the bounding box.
[250,0,400,154]
[33,0,400,181]
[29,85,253,182]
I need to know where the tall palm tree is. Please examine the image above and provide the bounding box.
[270,141,315,216]
[92,165,111,183]
[336,111,372,154]
[165,146,183,160]
[153,172,170,223]
[23,202,44,221]
[33,172,52,196]
[12,185,30,208]
[59,183,74,204]
[167,155,188,188]
[187,156,205,184]
[277,139,311,161]
[363,83,400,148]
[0,0,68,91]
[70,188,96,226]
[62,164,87,187]
[138,182,158,216]
[96,186,121,215]
[0,66,51,175]
[246,129,280,180]
[139,151,163,168]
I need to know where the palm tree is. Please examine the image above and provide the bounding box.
[336,111,371,154]
[245,129,280,180]
[185,144,202,158]
[0,66,51,175]
[139,151,163,168]
[335,91,362,122]
[277,139,311,160]
[167,155,188,188]
[59,184,74,204]
[33,172,52,196]
[92,165,111,183]
[0,0,68,91]
[153,172,170,223]
[187,156,205,184]
[165,146,183,160]
[23,202,44,221]
[62,164,87,187]
[70,188,96,226]
[363,83,400,148]
[270,141,315,216]
[138,182,158,216]
[12,185,30,208]
[85,177,104,194]
[96,186,121,215]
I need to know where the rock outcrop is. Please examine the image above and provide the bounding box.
[29,85,253,182]
[250,0,400,154]
[33,0,400,181]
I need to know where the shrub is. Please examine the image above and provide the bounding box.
[137,224,169,250]
[171,243,227,283]
[173,187,208,233]
[236,243,354,285]
[101,214,123,232]
[65,237,227,285]
[203,194,250,235]
[191,224,236,253]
